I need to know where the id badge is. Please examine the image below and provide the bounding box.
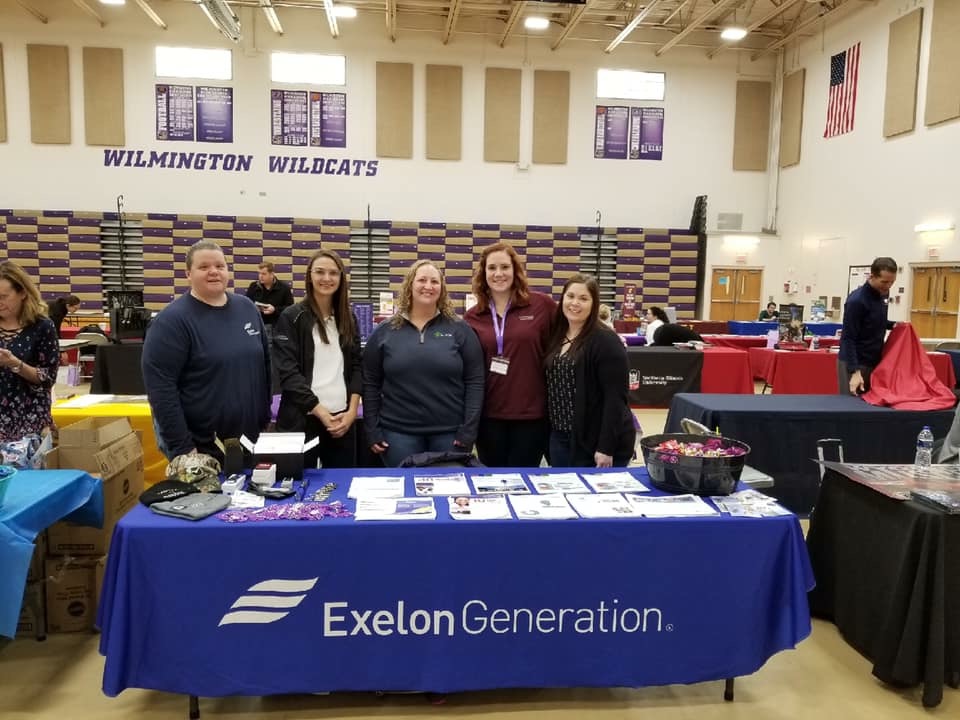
[490,356,510,376]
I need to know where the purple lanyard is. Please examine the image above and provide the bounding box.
[490,299,511,356]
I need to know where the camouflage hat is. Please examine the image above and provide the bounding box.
[165,452,222,493]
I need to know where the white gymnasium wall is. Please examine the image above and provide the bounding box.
[0,3,774,230]
[738,0,960,325]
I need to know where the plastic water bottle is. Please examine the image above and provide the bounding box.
[914,426,934,474]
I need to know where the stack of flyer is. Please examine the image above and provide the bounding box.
[347,476,405,500]
[567,492,642,518]
[528,472,590,494]
[447,495,512,520]
[354,497,437,521]
[581,471,650,494]
[413,472,472,496]
[711,489,791,517]
[508,494,578,519]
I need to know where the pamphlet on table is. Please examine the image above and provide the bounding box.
[412,472,471,496]
[528,472,590,494]
[581,471,650,494]
[354,498,437,521]
[625,494,718,517]
[447,495,512,520]
[347,475,405,499]
[508,494,578,520]
[711,489,790,517]
[567,492,642,518]
[472,473,530,495]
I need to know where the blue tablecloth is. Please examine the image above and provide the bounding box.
[665,394,956,515]
[98,467,813,698]
[0,469,103,638]
[728,321,842,337]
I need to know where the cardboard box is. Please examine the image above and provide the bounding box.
[50,425,141,477]
[44,555,106,633]
[58,416,133,450]
[243,432,318,481]
[16,581,46,638]
[47,456,143,555]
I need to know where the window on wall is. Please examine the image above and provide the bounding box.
[579,231,618,308]
[271,52,346,85]
[348,224,391,304]
[597,69,665,101]
[155,47,233,80]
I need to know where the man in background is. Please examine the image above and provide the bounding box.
[838,256,897,395]
[245,261,293,339]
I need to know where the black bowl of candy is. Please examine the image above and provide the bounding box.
[640,433,750,496]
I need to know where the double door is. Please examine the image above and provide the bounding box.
[910,266,960,338]
[709,268,762,321]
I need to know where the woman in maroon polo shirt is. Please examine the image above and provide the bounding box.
[464,243,556,467]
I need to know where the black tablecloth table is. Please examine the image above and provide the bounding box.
[807,470,960,707]
[664,394,956,515]
[627,347,702,406]
[90,343,145,394]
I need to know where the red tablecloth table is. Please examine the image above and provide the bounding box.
[701,347,753,394]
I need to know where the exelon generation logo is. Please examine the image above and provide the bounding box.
[219,578,672,636]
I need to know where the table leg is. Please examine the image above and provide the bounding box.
[921,683,942,709]
[724,678,735,701]
[188,695,199,719]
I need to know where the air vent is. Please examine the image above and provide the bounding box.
[717,212,743,231]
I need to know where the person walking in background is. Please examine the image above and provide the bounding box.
[47,295,81,338]
[363,260,485,467]
[0,262,60,441]
[246,261,294,339]
[142,240,271,462]
[464,243,555,467]
[544,274,635,468]
[273,249,361,469]
[838,257,897,395]
[644,306,668,345]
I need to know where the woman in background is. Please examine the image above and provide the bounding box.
[544,274,635,468]
[47,295,81,338]
[644,306,668,345]
[273,249,361,469]
[0,262,60,441]
[363,260,485,467]
[464,243,555,467]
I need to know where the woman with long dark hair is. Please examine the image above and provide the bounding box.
[544,274,635,468]
[273,249,361,468]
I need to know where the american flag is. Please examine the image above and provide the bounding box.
[824,42,860,138]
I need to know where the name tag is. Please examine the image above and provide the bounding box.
[490,356,510,376]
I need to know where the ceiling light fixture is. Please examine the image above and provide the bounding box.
[332,5,357,18]
[524,16,550,31]
[99,0,126,5]
[720,26,748,41]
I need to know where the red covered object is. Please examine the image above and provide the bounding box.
[862,324,956,410]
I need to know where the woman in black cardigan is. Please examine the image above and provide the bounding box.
[544,274,636,467]
[272,249,362,468]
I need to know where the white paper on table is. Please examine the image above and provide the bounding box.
[528,472,590,494]
[229,490,266,508]
[581,471,650,494]
[508,494,578,520]
[447,495,512,520]
[471,473,530,495]
[412,473,471,496]
[624,493,718,517]
[567,492,642,518]
[57,393,116,408]
[354,498,437,521]
[348,476,405,499]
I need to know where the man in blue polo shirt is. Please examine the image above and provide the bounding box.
[838,257,897,395]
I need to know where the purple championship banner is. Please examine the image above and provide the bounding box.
[196,86,234,143]
[271,90,308,146]
[155,84,195,141]
[595,106,629,159]
[310,92,347,148]
[638,107,664,161]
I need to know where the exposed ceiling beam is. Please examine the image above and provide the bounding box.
[322,0,340,38]
[15,0,48,23]
[706,0,803,58]
[605,0,668,54]
[72,0,106,27]
[656,0,740,55]
[134,0,167,29]
[443,0,463,45]
[386,0,397,41]
[499,1,527,48]
[750,1,853,59]
[661,0,692,26]
[551,0,594,51]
